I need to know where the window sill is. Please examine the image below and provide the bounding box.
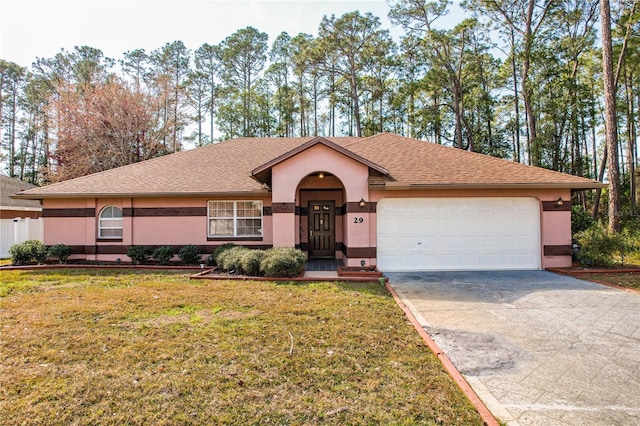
[207,236,263,241]
[97,238,123,243]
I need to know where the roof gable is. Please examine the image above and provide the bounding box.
[251,137,388,186]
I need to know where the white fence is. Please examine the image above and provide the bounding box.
[0,218,44,258]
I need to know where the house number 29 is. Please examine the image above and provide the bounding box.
[353,217,364,223]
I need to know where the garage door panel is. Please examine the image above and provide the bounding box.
[377,197,540,271]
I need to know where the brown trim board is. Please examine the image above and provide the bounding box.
[542,200,572,212]
[271,202,295,214]
[341,246,377,258]
[124,207,206,217]
[77,244,274,256]
[42,208,95,217]
[345,201,377,213]
[544,245,573,256]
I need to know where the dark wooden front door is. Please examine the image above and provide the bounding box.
[308,201,335,258]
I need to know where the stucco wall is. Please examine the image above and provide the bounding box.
[270,143,370,255]
[42,196,272,262]
[40,173,574,269]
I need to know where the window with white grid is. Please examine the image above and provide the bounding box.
[208,201,262,238]
[98,206,123,239]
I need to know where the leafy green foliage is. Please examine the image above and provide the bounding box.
[152,246,174,265]
[574,223,616,267]
[572,205,595,234]
[575,222,640,267]
[615,228,640,266]
[126,246,152,265]
[241,249,266,277]
[9,240,48,265]
[48,244,72,264]
[178,244,201,265]
[213,243,237,265]
[259,247,307,278]
[217,246,248,273]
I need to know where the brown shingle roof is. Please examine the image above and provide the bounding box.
[1,174,42,208]
[345,133,603,189]
[15,133,602,199]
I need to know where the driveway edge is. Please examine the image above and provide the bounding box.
[385,280,499,426]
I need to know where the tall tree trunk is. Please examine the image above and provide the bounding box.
[601,0,622,233]
[510,30,521,163]
[350,71,362,137]
[626,69,636,207]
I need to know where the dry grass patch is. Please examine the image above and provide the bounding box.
[0,270,483,425]
[583,272,640,290]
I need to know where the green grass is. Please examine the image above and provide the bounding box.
[0,270,483,425]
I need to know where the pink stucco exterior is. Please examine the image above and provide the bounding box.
[39,142,575,269]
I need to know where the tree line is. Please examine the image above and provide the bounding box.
[0,0,638,229]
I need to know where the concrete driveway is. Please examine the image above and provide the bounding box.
[386,271,640,426]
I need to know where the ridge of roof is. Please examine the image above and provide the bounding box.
[14,133,604,200]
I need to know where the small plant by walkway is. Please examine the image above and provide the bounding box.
[0,269,483,425]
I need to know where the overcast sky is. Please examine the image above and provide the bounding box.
[0,0,410,68]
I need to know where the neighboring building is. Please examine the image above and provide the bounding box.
[1,174,43,258]
[1,174,42,219]
[13,133,603,271]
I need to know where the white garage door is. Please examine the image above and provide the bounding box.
[377,197,540,271]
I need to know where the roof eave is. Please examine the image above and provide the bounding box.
[11,189,272,200]
[374,182,606,190]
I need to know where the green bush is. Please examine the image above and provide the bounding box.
[241,249,266,277]
[127,246,152,265]
[217,246,249,273]
[48,244,72,264]
[574,223,617,267]
[213,243,237,265]
[615,228,640,265]
[571,205,594,234]
[152,246,174,265]
[9,240,48,265]
[259,247,306,278]
[178,244,201,265]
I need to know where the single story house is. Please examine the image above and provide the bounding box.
[13,133,603,271]
[1,174,42,219]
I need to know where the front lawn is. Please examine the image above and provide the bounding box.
[0,270,483,425]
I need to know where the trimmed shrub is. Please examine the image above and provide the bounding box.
[9,242,33,265]
[213,243,237,266]
[48,244,72,264]
[240,249,266,277]
[9,240,48,265]
[179,244,201,265]
[259,247,306,278]
[127,246,152,265]
[152,246,174,265]
[217,246,249,273]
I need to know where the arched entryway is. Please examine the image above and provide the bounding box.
[296,172,346,260]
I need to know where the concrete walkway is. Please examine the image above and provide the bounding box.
[386,271,640,426]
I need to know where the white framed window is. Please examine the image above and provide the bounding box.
[98,206,123,239]
[208,201,262,238]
